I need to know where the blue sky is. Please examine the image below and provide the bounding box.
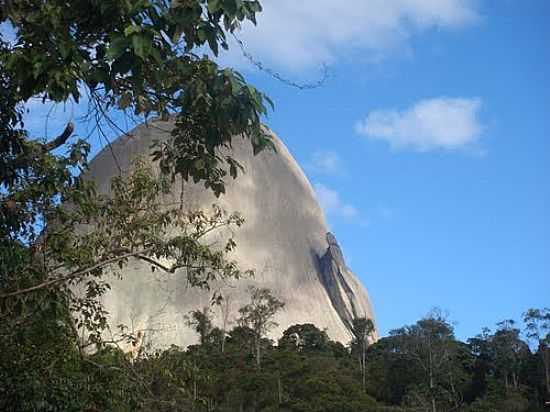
[232,0,549,340]
[3,1,548,340]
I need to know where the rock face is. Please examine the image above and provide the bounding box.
[87,119,377,347]
[319,233,375,333]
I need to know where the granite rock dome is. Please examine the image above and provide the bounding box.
[87,119,377,347]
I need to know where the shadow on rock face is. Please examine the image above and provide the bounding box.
[316,233,375,334]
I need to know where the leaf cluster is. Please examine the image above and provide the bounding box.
[1,0,273,196]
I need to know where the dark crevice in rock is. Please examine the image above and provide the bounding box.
[317,232,360,332]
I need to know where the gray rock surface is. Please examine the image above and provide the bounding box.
[87,119,377,348]
[319,233,375,332]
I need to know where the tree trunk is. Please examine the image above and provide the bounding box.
[193,380,197,412]
[430,372,437,412]
[543,346,550,395]
[449,371,459,409]
[278,372,283,404]
[221,296,231,354]
[428,343,436,412]
[362,343,366,393]
[256,335,261,369]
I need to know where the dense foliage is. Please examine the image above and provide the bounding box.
[1,0,273,195]
[1,303,548,411]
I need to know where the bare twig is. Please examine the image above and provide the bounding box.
[232,33,329,90]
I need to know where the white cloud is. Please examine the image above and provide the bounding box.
[314,183,359,219]
[225,0,479,71]
[355,97,484,151]
[307,151,345,176]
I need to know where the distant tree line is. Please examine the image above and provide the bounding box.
[1,283,548,411]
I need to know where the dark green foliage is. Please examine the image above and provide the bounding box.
[365,311,548,412]
[142,322,379,412]
[0,292,141,412]
[2,303,550,411]
[278,323,330,352]
[523,308,550,399]
[1,0,272,199]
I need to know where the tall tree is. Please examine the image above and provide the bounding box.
[390,310,463,412]
[218,294,233,353]
[350,317,375,393]
[238,286,284,368]
[523,308,550,396]
[492,320,529,392]
[467,327,495,401]
[187,307,214,345]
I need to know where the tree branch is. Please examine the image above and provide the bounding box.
[42,122,75,152]
[232,33,328,90]
[136,254,176,273]
[0,247,154,299]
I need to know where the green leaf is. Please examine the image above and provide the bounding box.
[131,34,153,59]
[111,52,134,75]
[150,48,162,64]
[59,43,71,59]
[124,25,142,37]
[131,35,146,59]
[106,36,129,60]
[207,0,222,14]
